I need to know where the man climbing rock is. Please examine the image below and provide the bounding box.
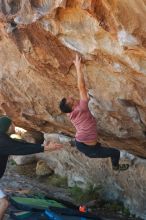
[59,54,129,172]
[0,115,63,219]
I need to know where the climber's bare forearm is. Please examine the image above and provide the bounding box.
[74,54,88,100]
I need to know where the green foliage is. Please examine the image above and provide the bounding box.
[46,174,68,188]
[68,184,102,204]
[9,159,17,166]
[68,184,132,217]
[122,207,130,216]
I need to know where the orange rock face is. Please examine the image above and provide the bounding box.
[1,0,146,156]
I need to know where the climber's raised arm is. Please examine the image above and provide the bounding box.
[73,54,88,101]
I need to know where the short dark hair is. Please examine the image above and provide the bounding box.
[59,98,72,113]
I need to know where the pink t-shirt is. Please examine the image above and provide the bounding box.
[68,100,97,142]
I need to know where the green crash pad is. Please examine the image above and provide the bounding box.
[11,196,66,210]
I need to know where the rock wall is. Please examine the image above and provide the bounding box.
[1,0,146,156]
[1,0,146,218]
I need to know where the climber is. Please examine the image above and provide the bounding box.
[0,115,63,219]
[59,54,129,171]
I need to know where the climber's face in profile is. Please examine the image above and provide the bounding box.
[66,96,78,110]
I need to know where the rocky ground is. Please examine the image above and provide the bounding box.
[0,159,142,220]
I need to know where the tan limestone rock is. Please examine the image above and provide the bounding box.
[0,0,146,155]
[1,2,146,216]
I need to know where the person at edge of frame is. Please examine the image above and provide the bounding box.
[0,116,63,220]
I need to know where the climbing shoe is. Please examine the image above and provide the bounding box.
[113,164,129,171]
